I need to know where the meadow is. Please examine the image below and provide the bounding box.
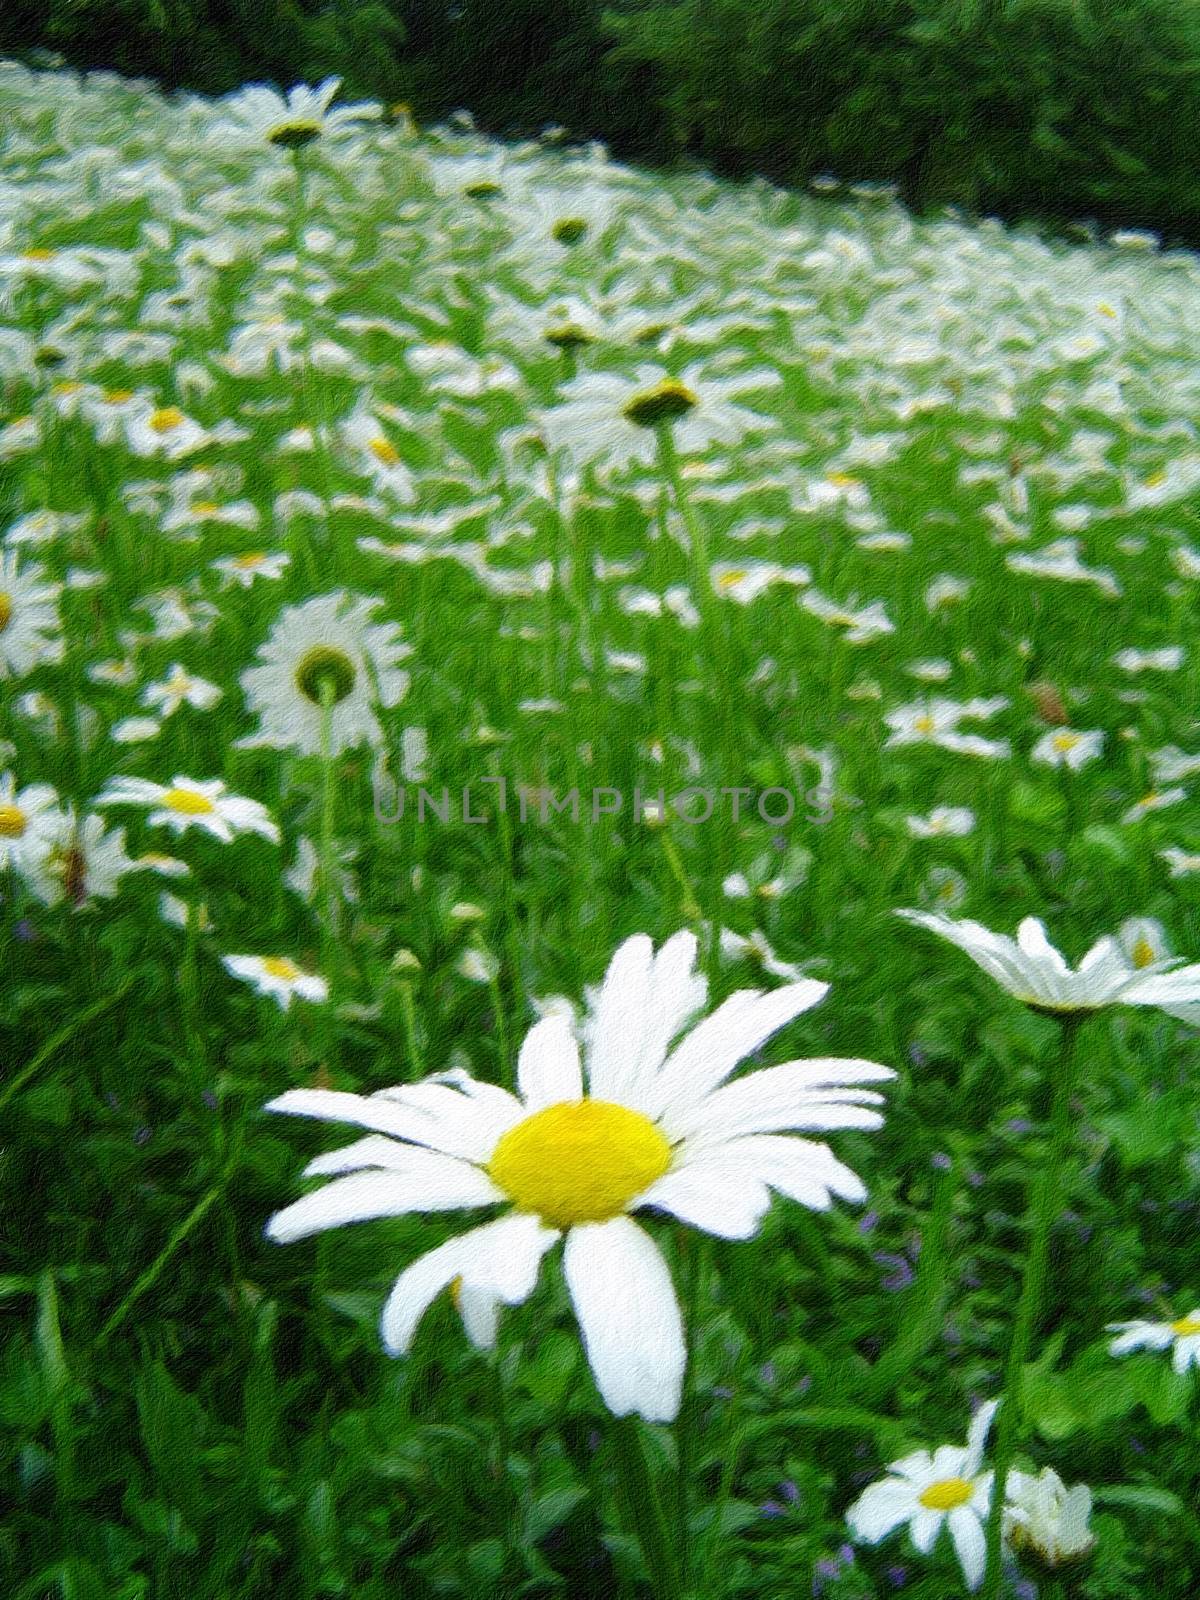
[2,59,1200,1600]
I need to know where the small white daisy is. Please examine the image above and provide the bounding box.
[1030,727,1105,771]
[97,775,279,844]
[1107,1307,1200,1374]
[222,954,329,1010]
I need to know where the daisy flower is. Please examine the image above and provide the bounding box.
[0,549,62,677]
[1029,726,1104,770]
[1122,787,1187,825]
[338,408,417,501]
[141,664,223,718]
[1003,1467,1096,1571]
[211,550,291,588]
[536,363,780,474]
[219,77,379,150]
[1160,847,1200,877]
[1108,1307,1200,1374]
[25,810,137,907]
[239,591,411,757]
[222,954,329,1010]
[884,697,1010,760]
[905,807,976,839]
[97,775,279,844]
[896,910,1200,1017]
[0,772,61,872]
[264,930,893,1421]
[846,1401,997,1591]
[123,403,209,460]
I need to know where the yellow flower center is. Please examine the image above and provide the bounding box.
[1131,937,1157,969]
[104,389,135,404]
[267,119,323,149]
[914,714,937,734]
[232,551,267,568]
[149,407,186,434]
[162,787,216,816]
[827,472,861,488]
[368,436,401,467]
[919,1477,974,1511]
[1171,1315,1200,1336]
[717,570,748,589]
[1097,302,1117,319]
[52,380,83,396]
[0,803,27,838]
[0,592,11,632]
[192,500,220,515]
[552,216,588,245]
[262,957,302,980]
[23,248,54,262]
[1052,732,1080,751]
[295,645,357,706]
[1144,470,1167,489]
[488,1099,672,1227]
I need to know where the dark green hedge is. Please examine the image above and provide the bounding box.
[4,0,1200,245]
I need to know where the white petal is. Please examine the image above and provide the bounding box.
[648,980,830,1121]
[563,1216,685,1421]
[964,1399,998,1474]
[948,1506,987,1591]
[380,1212,559,1355]
[662,1058,892,1144]
[846,1478,919,1543]
[517,1013,583,1110]
[583,933,655,1102]
[636,1161,772,1239]
[1016,918,1069,973]
[909,1507,942,1554]
[266,1160,501,1242]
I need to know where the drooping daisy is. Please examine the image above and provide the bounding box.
[846,1401,997,1591]
[24,809,137,907]
[896,911,1200,1017]
[1121,787,1187,825]
[1030,727,1104,770]
[0,772,61,873]
[1003,1467,1096,1571]
[1107,1307,1200,1374]
[264,930,893,1421]
[97,775,279,844]
[239,592,411,757]
[339,408,417,501]
[222,954,328,1010]
[0,550,62,677]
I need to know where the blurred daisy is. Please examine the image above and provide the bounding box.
[717,926,809,982]
[897,911,1200,1017]
[212,550,291,588]
[1003,1467,1095,1570]
[846,1401,997,1591]
[1122,787,1187,825]
[340,409,416,501]
[0,772,61,871]
[98,775,279,843]
[0,550,62,677]
[239,591,411,756]
[141,664,223,718]
[222,954,328,1010]
[906,807,975,839]
[1030,727,1104,770]
[1160,847,1200,877]
[537,363,780,473]
[1114,646,1184,674]
[1107,1307,1200,1374]
[25,810,136,907]
[264,930,893,1421]
[124,403,209,460]
[220,77,378,150]
[884,697,1009,759]
[802,590,895,643]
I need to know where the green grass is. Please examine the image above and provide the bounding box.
[1,58,1200,1600]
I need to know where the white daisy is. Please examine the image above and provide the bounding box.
[264,930,893,1421]
[1029,727,1105,770]
[222,954,329,1010]
[211,550,291,588]
[239,591,411,757]
[24,809,137,907]
[123,403,209,460]
[846,1401,998,1591]
[1107,1307,1200,1375]
[905,807,976,839]
[339,409,417,501]
[0,549,62,677]
[1160,848,1200,878]
[141,664,223,718]
[1122,787,1187,825]
[1114,646,1184,674]
[219,77,379,150]
[884,697,1010,759]
[97,775,279,844]
[0,772,61,873]
[1003,1467,1096,1570]
[897,910,1200,1017]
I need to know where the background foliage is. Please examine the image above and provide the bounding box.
[5,0,1200,243]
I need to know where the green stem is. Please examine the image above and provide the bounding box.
[398,980,423,1081]
[0,979,133,1115]
[982,1015,1086,1599]
[866,1157,957,1402]
[612,1417,684,1600]
[317,683,340,977]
